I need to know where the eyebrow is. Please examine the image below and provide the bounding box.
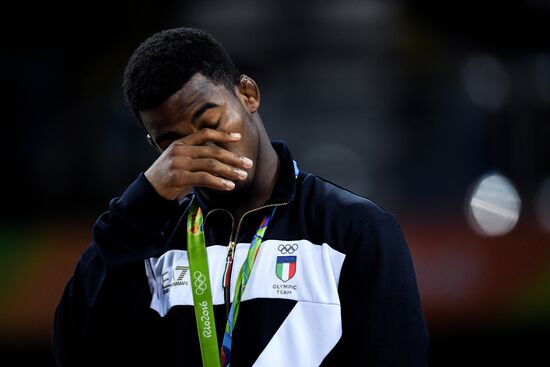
[191,102,220,124]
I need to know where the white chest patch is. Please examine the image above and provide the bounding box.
[144,239,345,317]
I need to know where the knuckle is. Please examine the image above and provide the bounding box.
[208,145,220,157]
[214,146,227,159]
[166,170,176,185]
[166,158,177,171]
[206,158,217,169]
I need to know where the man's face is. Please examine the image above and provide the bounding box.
[139,73,261,202]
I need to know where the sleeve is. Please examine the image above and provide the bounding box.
[325,212,429,366]
[52,173,180,366]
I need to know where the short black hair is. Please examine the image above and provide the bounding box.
[122,27,240,123]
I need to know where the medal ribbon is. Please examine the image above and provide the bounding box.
[220,207,276,366]
[187,200,276,367]
[187,202,221,367]
[189,159,298,366]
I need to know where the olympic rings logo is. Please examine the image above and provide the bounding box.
[193,271,207,295]
[278,243,298,254]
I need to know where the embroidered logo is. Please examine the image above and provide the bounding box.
[276,256,297,282]
[278,243,298,254]
[161,265,189,294]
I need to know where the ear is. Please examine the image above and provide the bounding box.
[236,74,260,113]
[146,134,162,153]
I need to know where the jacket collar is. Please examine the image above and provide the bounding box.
[193,140,297,214]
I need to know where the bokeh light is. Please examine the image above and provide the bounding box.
[462,54,510,111]
[466,173,521,236]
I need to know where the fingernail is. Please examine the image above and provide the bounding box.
[222,179,235,190]
[235,169,248,179]
[241,157,253,168]
[229,133,241,139]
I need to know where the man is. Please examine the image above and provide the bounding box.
[53,27,429,366]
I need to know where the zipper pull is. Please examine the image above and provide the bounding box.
[228,240,237,257]
[223,241,237,288]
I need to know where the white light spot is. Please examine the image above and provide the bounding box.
[535,177,550,233]
[462,55,510,111]
[466,173,521,236]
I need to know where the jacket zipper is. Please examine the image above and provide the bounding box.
[204,202,289,318]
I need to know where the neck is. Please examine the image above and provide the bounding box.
[233,138,279,219]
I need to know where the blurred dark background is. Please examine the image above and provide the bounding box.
[1,0,549,365]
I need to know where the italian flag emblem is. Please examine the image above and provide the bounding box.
[276,256,297,282]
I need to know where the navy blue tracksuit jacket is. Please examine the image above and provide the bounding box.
[53,141,429,366]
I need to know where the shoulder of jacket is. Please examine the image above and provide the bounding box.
[299,172,390,220]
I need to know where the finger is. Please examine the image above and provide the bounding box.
[178,158,248,182]
[174,144,253,169]
[179,171,236,191]
[176,128,241,146]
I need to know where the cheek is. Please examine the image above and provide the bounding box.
[219,110,258,158]
[221,109,244,132]
[221,108,257,142]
